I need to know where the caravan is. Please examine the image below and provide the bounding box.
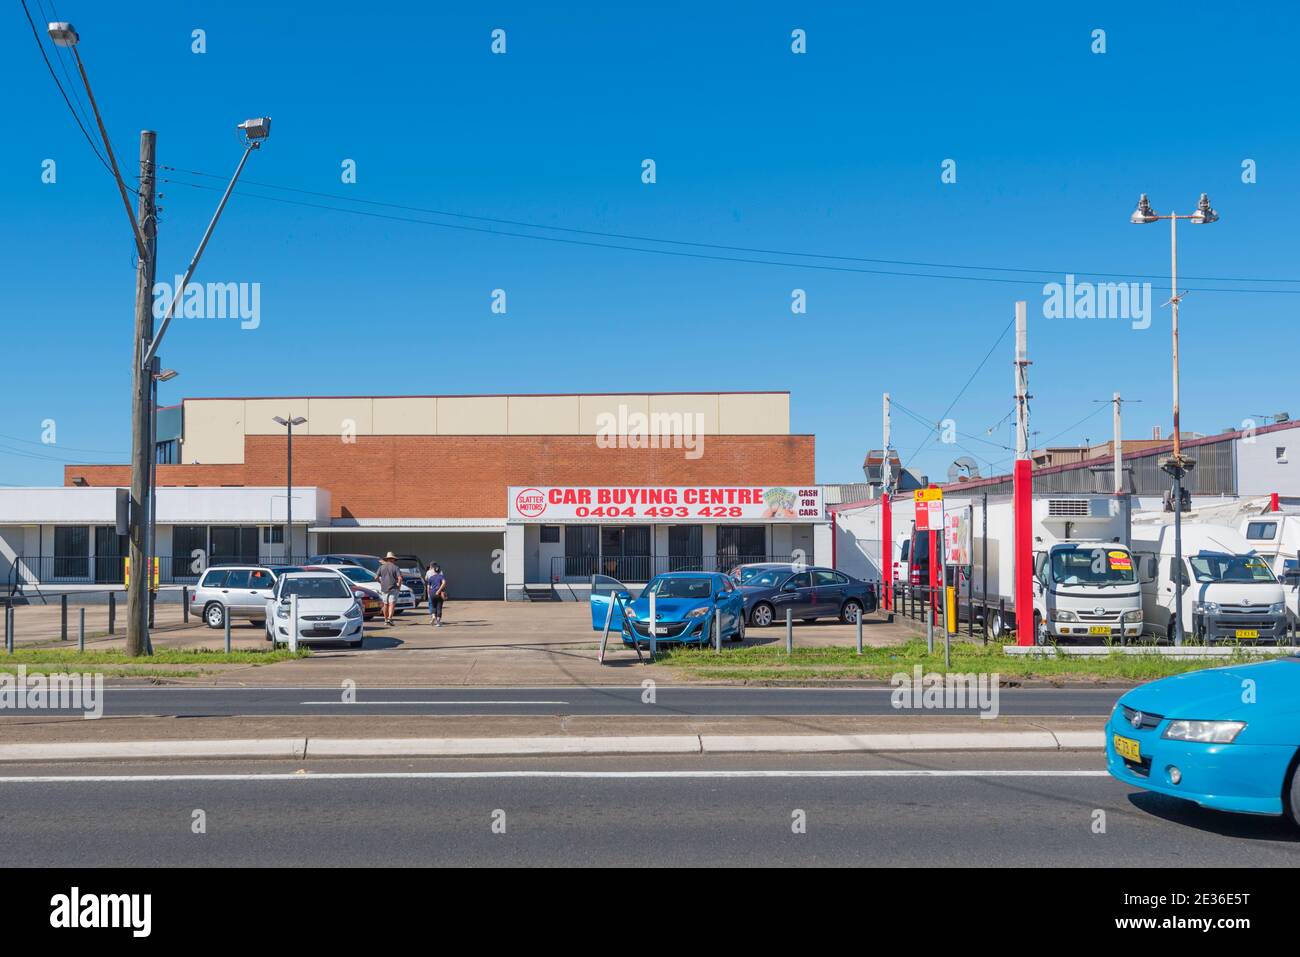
[1131,523,1288,643]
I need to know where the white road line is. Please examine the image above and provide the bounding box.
[0,769,1112,784]
[298,700,570,706]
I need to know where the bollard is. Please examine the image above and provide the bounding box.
[224,606,232,654]
[4,604,12,654]
[856,608,863,655]
[79,606,85,652]
[108,591,116,635]
[61,594,68,641]
[648,590,657,660]
[713,606,721,653]
[182,586,189,623]
[926,586,934,654]
[149,591,155,629]
[785,605,793,654]
[288,594,299,653]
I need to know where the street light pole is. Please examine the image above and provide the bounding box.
[273,417,307,561]
[1130,192,1218,646]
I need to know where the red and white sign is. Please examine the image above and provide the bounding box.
[506,486,823,522]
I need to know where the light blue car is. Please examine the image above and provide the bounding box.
[1106,658,1300,823]
[590,572,746,646]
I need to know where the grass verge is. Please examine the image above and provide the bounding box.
[653,639,1285,682]
[0,647,308,676]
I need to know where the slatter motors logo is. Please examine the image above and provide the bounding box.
[515,487,547,518]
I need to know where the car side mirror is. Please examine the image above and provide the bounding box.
[615,591,631,602]
[715,591,728,601]
[781,583,797,592]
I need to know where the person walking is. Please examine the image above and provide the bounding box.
[377,552,403,625]
[425,563,447,627]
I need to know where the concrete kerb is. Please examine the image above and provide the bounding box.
[0,730,1106,762]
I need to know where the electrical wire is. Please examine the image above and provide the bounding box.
[160,164,1300,289]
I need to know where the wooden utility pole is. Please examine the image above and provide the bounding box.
[126,131,157,656]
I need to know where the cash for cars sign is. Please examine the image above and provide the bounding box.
[507,486,823,522]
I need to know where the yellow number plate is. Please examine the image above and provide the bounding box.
[1235,629,1259,639]
[1113,734,1141,763]
[1088,625,1112,635]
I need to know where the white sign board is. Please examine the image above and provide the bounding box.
[507,486,823,523]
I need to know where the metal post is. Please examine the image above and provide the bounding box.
[5,605,12,654]
[981,492,988,637]
[785,605,793,654]
[286,419,293,561]
[855,609,863,655]
[224,605,232,654]
[288,594,299,653]
[79,606,85,652]
[109,591,116,634]
[182,586,188,623]
[61,594,68,641]
[648,590,657,659]
[598,591,616,664]
[713,606,721,653]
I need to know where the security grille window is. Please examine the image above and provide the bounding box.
[1278,447,1289,464]
[668,525,703,572]
[601,526,652,582]
[210,526,258,565]
[262,526,285,545]
[539,525,560,544]
[171,525,208,580]
[717,526,766,567]
[53,526,90,579]
[93,526,128,584]
[564,525,598,578]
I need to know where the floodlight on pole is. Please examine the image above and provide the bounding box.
[46,21,78,46]
[1128,192,1220,646]
[273,416,307,561]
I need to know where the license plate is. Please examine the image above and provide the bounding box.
[1235,629,1259,639]
[655,627,669,635]
[1088,625,1112,636]
[1113,733,1141,763]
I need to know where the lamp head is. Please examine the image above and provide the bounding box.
[47,22,79,47]
[1130,193,1159,224]
[1190,192,1218,224]
[238,117,272,147]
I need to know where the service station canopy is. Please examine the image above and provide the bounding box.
[506,486,824,523]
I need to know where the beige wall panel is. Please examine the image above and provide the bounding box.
[579,395,649,434]
[648,394,720,435]
[243,398,312,434]
[436,396,508,434]
[181,399,246,464]
[719,392,790,434]
[508,395,581,434]
[307,398,374,437]
[372,397,437,434]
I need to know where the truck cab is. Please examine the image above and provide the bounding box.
[1133,523,1288,643]
[1033,541,1144,643]
[1240,513,1300,628]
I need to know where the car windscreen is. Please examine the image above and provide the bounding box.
[347,557,382,573]
[280,577,350,600]
[338,566,378,583]
[1050,546,1136,585]
[644,577,713,600]
[746,568,788,587]
[1189,552,1277,584]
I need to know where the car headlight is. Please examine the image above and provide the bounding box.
[1123,610,1143,623]
[276,605,290,619]
[1051,610,1078,622]
[1162,720,1245,743]
[623,606,638,620]
[1270,602,1285,615]
[686,607,711,618]
[1193,601,1219,615]
[345,603,362,618]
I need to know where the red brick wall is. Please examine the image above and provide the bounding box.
[66,434,816,519]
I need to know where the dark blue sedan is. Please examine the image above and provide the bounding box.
[739,565,876,627]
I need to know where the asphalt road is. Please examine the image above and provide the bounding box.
[0,752,1295,866]
[25,685,1124,717]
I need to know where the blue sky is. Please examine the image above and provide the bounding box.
[4,0,1298,487]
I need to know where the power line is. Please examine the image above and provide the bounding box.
[158,169,1300,292]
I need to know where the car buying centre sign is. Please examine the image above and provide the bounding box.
[507,486,823,522]
[913,487,943,531]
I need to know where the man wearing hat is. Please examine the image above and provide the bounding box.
[376,552,403,625]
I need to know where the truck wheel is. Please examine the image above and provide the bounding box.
[1033,613,1049,646]
[988,611,1007,641]
[751,603,774,627]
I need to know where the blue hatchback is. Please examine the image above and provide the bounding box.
[590,572,747,645]
[1106,657,1300,823]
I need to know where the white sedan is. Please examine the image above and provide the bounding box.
[265,571,364,648]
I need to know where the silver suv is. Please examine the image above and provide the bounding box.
[192,564,303,629]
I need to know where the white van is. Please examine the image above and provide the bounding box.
[1239,512,1300,626]
[1131,523,1288,643]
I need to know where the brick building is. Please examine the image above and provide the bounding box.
[1,392,829,599]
